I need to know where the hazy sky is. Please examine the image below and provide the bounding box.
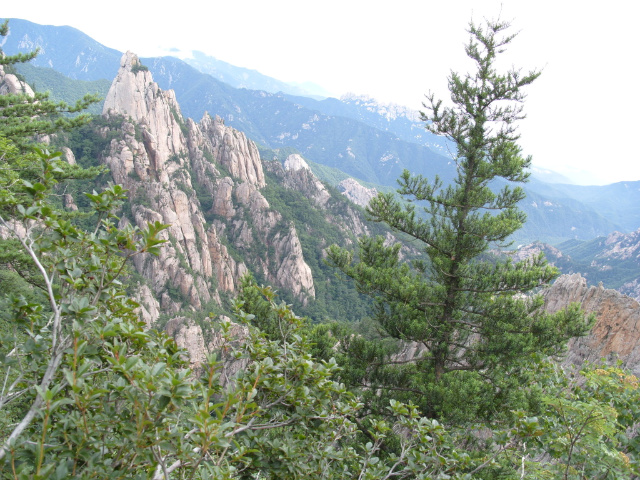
[3,0,639,185]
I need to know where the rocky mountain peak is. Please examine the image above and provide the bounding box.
[98,52,316,319]
[338,178,378,208]
[602,228,640,260]
[103,51,187,182]
[263,154,330,209]
[339,93,420,122]
[283,153,311,172]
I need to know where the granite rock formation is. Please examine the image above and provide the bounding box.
[544,274,640,375]
[101,51,316,319]
[338,178,378,208]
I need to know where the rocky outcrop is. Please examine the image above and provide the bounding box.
[61,147,76,165]
[264,156,373,243]
[134,284,161,329]
[282,154,331,208]
[509,242,564,264]
[165,316,249,387]
[338,178,378,208]
[63,193,78,211]
[0,64,34,96]
[195,114,265,187]
[601,229,640,261]
[101,51,316,319]
[543,274,640,375]
[218,178,316,303]
[103,52,186,184]
[514,232,640,303]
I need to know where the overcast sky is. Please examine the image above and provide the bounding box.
[3,0,639,185]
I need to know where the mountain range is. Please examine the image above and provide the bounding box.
[2,17,640,301]
[4,19,640,242]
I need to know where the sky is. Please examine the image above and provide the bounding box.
[3,0,639,185]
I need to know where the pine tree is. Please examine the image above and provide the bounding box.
[0,19,99,145]
[328,19,591,421]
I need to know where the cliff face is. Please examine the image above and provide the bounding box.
[281,154,331,208]
[544,274,640,375]
[595,229,640,300]
[264,155,370,240]
[101,52,316,319]
[338,178,378,208]
[165,316,249,385]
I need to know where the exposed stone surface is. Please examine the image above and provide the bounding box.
[509,242,564,264]
[620,279,640,303]
[63,193,78,211]
[282,154,331,207]
[211,177,236,218]
[165,317,209,370]
[602,229,640,260]
[272,226,315,302]
[543,274,640,375]
[61,147,76,165]
[103,52,186,184]
[207,317,251,389]
[515,232,640,303]
[0,219,29,241]
[593,229,640,300]
[101,51,316,321]
[164,316,250,387]
[196,114,266,188]
[338,178,378,208]
[207,225,247,292]
[0,65,35,96]
[134,284,161,329]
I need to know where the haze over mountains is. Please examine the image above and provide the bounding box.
[3,18,640,251]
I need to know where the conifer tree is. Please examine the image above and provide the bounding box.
[328,19,591,421]
[0,19,99,145]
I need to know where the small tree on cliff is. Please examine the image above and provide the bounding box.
[328,19,591,421]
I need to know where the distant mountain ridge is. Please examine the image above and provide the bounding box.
[183,50,331,99]
[3,17,640,245]
[1,18,121,80]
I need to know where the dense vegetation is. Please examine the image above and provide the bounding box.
[2,18,640,479]
[14,63,110,116]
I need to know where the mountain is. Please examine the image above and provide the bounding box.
[57,52,392,329]
[530,166,574,184]
[513,179,623,245]
[182,50,330,99]
[532,181,640,233]
[511,226,640,302]
[0,18,121,80]
[554,229,640,300]
[281,93,455,157]
[4,18,640,245]
[138,55,458,188]
[13,62,110,115]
